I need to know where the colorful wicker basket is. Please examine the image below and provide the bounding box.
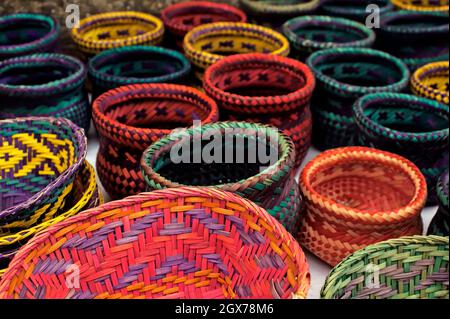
[321,235,449,299]
[161,1,247,47]
[377,11,449,71]
[0,160,102,278]
[0,117,87,231]
[70,11,164,55]
[306,48,410,150]
[183,22,290,78]
[320,0,394,22]
[298,146,427,266]
[411,61,449,105]
[92,83,219,199]
[282,16,375,59]
[141,121,302,233]
[203,53,315,168]
[391,0,449,12]
[88,45,191,98]
[0,53,90,132]
[0,187,310,299]
[428,171,449,236]
[353,93,449,205]
[0,13,60,60]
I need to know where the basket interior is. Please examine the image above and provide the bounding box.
[419,69,449,92]
[290,21,368,44]
[0,63,72,86]
[322,0,389,12]
[0,18,51,46]
[168,7,243,29]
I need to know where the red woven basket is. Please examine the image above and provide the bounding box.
[0,187,310,299]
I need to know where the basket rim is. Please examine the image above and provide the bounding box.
[391,0,449,12]
[411,61,449,102]
[238,0,320,14]
[380,10,449,34]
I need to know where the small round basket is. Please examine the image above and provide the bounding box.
[411,61,449,105]
[0,187,310,299]
[141,121,302,233]
[88,45,191,98]
[320,0,394,22]
[70,11,164,55]
[391,0,449,12]
[0,117,87,230]
[0,13,60,60]
[0,53,89,131]
[428,171,449,236]
[298,146,427,266]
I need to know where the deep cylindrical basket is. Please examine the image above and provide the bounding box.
[0,117,87,230]
[0,187,310,299]
[0,53,90,132]
[298,146,427,266]
[320,0,394,22]
[391,0,449,12]
[161,1,247,47]
[0,13,60,60]
[88,45,191,98]
[306,48,410,150]
[93,83,219,199]
[411,61,449,105]
[353,93,449,205]
[282,16,376,59]
[70,11,165,55]
[203,53,315,167]
[141,121,302,233]
[428,171,449,236]
[321,235,449,299]
[0,160,102,278]
[377,11,449,71]
[183,22,290,78]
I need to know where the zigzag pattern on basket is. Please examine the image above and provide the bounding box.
[411,61,449,105]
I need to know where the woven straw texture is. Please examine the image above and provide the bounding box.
[141,121,302,233]
[0,160,103,278]
[391,0,449,12]
[0,53,90,132]
[0,117,87,231]
[298,146,427,266]
[0,187,310,299]
[428,171,449,236]
[411,61,449,105]
[320,0,394,22]
[203,53,315,168]
[321,235,449,299]
[93,83,219,199]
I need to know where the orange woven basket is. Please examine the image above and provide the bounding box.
[0,187,310,299]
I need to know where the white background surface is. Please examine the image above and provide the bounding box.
[84,124,438,299]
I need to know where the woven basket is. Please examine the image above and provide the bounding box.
[298,146,427,266]
[321,235,449,299]
[88,45,191,99]
[411,61,449,105]
[0,13,59,60]
[377,11,449,71]
[203,53,315,168]
[320,0,394,22]
[282,16,375,59]
[183,22,290,79]
[353,93,449,205]
[92,83,219,199]
[0,117,87,231]
[162,1,247,47]
[0,187,310,299]
[141,121,302,233]
[306,48,410,150]
[428,171,449,236]
[391,0,449,12]
[0,160,102,278]
[0,53,90,132]
[70,11,164,55]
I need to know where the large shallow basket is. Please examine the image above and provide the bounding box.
[320,0,394,22]
[321,235,449,299]
[142,121,302,233]
[391,0,449,12]
[298,146,427,266]
[0,13,60,60]
[0,187,310,299]
[93,84,219,199]
[428,171,449,236]
[0,117,87,230]
[411,61,449,105]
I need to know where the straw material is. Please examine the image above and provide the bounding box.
[391,0,449,12]
[320,0,394,22]
[428,171,449,236]
[321,235,449,299]
[0,187,310,299]
[70,11,164,55]
[298,146,427,266]
[411,61,449,105]
[92,83,219,199]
